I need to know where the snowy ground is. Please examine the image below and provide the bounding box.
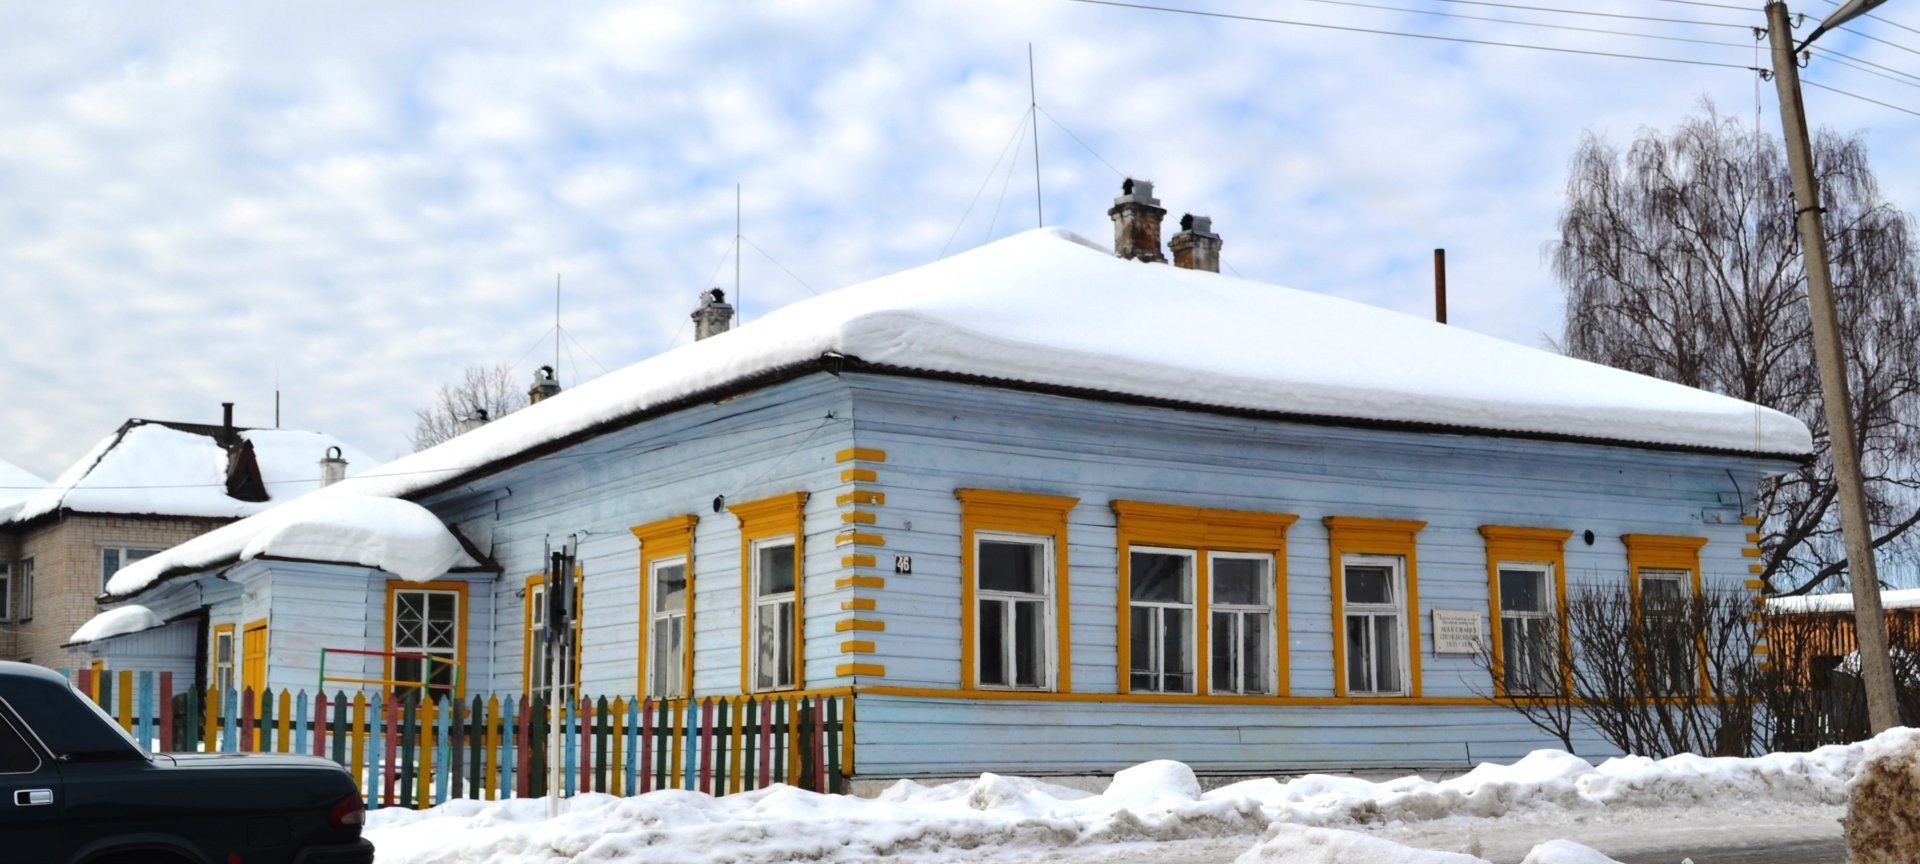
[363,731,1884,864]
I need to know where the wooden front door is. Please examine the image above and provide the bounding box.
[241,619,268,699]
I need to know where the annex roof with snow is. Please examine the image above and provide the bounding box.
[6,417,374,526]
[333,226,1809,506]
[0,456,45,513]
[1768,588,1920,614]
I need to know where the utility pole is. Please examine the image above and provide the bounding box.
[1765,0,1900,734]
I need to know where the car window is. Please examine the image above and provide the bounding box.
[0,713,39,773]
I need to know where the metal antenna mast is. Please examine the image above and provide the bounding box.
[1029,44,1043,227]
[736,183,743,326]
[554,273,562,383]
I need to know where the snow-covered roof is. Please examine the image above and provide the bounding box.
[104,493,482,597]
[67,604,164,645]
[1768,588,1920,615]
[7,420,373,524]
[326,228,1811,510]
[0,457,45,515]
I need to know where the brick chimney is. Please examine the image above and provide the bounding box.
[457,408,490,436]
[528,365,561,404]
[692,288,734,341]
[319,445,348,486]
[1169,214,1222,273]
[1108,178,1166,263]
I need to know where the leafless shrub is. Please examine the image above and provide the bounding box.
[410,363,528,451]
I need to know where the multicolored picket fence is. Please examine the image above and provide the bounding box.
[73,669,853,809]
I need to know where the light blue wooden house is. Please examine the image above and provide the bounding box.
[73,185,1811,778]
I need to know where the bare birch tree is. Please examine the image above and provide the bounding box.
[1554,104,1920,595]
[410,363,527,450]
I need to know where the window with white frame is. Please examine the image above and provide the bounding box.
[1209,553,1275,695]
[392,588,460,700]
[649,556,690,698]
[213,628,235,697]
[100,547,160,592]
[17,559,32,621]
[751,539,797,691]
[526,582,579,699]
[0,562,9,623]
[976,534,1052,690]
[1343,554,1407,696]
[1640,568,1695,695]
[1498,563,1558,695]
[1130,548,1196,693]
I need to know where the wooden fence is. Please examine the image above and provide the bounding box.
[73,669,852,810]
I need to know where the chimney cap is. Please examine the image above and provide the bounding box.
[1116,178,1159,206]
[1177,213,1217,237]
[707,288,726,303]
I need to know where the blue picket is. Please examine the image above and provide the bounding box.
[135,672,155,753]
[294,691,310,755]
[367,694,384,812]
[563,700,578,798]
[624,700,640,795]
[221,689,238,753]
[500,695,517,801]
[683,699,698,792]
[433,699,451,805]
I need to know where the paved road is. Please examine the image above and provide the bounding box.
[1610,838,1846,864]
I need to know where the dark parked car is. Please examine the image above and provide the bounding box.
[0,661,372,864]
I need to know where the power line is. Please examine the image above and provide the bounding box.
[1061,0,1762,70]
[1818,0,1920,41]
[1814,45,1920,85]
[1282,0,1757,51]
[1804,77,1920,118]
[1647,0,1752,10]
[1812,47,1920,91]
[1420,0,1751,30]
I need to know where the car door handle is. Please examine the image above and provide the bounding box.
[14,789,52,806]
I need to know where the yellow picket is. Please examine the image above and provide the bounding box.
[485,695,502,801]
[276,690,293,753]
[116,670,134,732]
[609,697,627,797]
[786,695,800,785]
[416,698,434,807]
[840,695,854,780]
[350,692,368,784]
[202,686,219,753]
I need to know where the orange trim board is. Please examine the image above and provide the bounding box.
[835,448,887,463]
[836,619,884,633]
[842,554,877,567]
[841,468,878,483]
[836,575,886,589]
[836,532,884,546]
[841,511,877,524]
[841,640,876,653]
[841,598,876,611]
[836,491,885,506]
[837,663,886,677]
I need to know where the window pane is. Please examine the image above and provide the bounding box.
[1346,615,1370,692]
[979,600,1007,687]
[1244,612,1269,694]
[1131,552,1190,603]
[1500,569,1547,613]
[655,562,687,612]
[980,540,1044,594]
[755,605,777,690]
[1642,572,1685,613]
[1162,608,1191,692]
[1129,606,1154,690]
[101,549,120,582]
[1373,617,1401,693]
[776,601,795,688]
[395,657,422,692]
[759,544,795,596]
[1213,557,1266,606]
[426,594,457,650]
[126,549,156,563]
[1014,600,1044,688]
[1345,565,1393,605]
[1211,611,1233,691]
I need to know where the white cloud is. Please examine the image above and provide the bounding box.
[2,0,1917,479]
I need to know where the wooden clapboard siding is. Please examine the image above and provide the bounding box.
[413,374,858,696]
[835,373,1780,774]
[77,619,198,698]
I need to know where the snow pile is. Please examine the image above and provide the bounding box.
[1771,588,1920,614]
[66,605,164,645]
[364,739,1894,864]
[8,422,372,523]
[105,493,476,595]
[1844,727,1920,864]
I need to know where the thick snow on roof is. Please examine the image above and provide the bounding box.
[0,457,44,510]
[8,422,373,524]
[105,493,479,596]
[323,228,1809,510]
[67,604,164,645]
[1768,588,1920,614]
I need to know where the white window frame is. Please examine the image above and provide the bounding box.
[0,562,10,623]
[526,581,580,700]
[17,559,31,621]
[1208,551,1277,696]
[974,531,1056,691]
[749,537,798,692]
[100,547,161,593]
[648,555,690,699]
[1130,546,1197,694]
[1638,568,1696,696]
[213,628,236,697]
[392,587,461,699]
[1342,553,1409,697]
[1496,562,1557,696]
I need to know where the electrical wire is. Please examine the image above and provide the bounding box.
[1803,77,1920,117]
[1284,0,1757,51]
[1814,45,1920,84]
[1062,0,1763,70]
[1420,0,1751,30]
[1647,0,1752,10]
[1811,47,1920,91]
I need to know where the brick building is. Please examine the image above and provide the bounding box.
[0,405,368,674]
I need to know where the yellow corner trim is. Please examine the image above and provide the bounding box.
[1749,564,1765,574]
[842,554,877,567]
[836,532,884,546]
[1746,579,1765,590]
[1752,595,1768,606]
[1742,547,1763,558]
[835,448,888,464]
[836,490,886,507]
[836,619,885,633]
[841,598,876,611]
[836,575,886,590]
[1742,515,1761,526]
[841,511,877,525]
[1753,644,1771,655]
[841,468,878,483]
[1746,532,1763,543]
[841,640,877,653]
[837,663,885,677]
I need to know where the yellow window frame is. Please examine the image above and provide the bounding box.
[211,622,237,696]
[1623,533,1709,694]
[957,489,1080,692]
[384,580,469,699]
[1481,525,1574,697]
[1327,516,1428,699]
[522,571,584,697]
[730,492,809,693]
[1114,500,1298,697]
[632,514,699,698]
